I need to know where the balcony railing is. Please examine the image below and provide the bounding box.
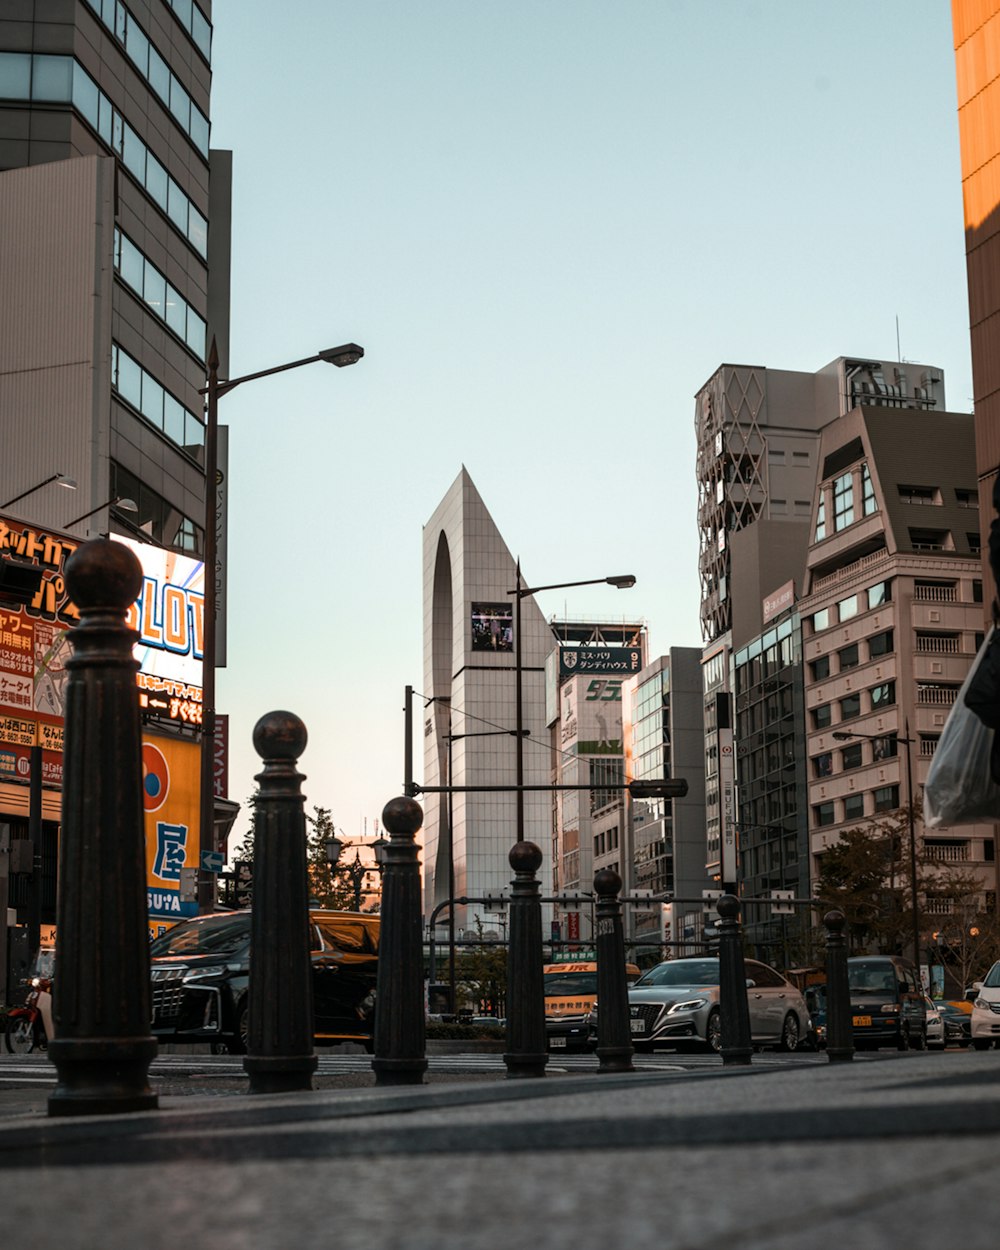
[914,636,961,654]
[916,685,958,705]
[913,585,957,603]
[924,844,969,863]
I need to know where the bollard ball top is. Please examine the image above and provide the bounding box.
[382,795,423,837]
[509,840,542,874]
[717,893,741,920]
[252,711,307,761]
[594,867,622,898]
[65,538,143,611]
[824,909,846,932]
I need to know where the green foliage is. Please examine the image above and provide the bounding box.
[426,1020,504,1039]
[305,807,378,912]
[815,820,904,953]
[454,920,507,1015]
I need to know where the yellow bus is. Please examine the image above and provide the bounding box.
[544,960,640,1051]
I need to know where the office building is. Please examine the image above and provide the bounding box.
[0,0,229,993]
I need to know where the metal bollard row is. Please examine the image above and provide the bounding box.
[593,868,634,1074]
[717,893,753,1066]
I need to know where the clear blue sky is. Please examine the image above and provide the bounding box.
[210,0,971,850]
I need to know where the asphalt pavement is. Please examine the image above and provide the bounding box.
[1,1046,999,1249]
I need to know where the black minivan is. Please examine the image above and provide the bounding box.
[149,909,379,1054]
[847,955,927,1050]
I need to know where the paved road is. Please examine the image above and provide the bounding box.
[1,1046,996,1249]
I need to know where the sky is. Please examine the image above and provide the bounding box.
[209,0,973,851]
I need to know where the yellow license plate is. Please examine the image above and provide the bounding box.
[853,1015,872,1027]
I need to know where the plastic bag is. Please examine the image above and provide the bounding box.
[924,630,1000,827]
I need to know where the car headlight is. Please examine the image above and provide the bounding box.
[667,997,709,1015]
[975,996,989,1010]
[182,965,229,982]
[879,1004,900,1014]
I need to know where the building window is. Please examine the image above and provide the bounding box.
[873,785,900,812]
[110,461,204,554]
[813,753,832,778]
[114,228,205,359]
[867,580,891,609]
[862,463,877,516]
[838,594,859,622]
[968,532,982,555]
[111,343,204,462]
[870,681,896,710]
[812,607,831,633]
[843,793,865,822]
[956,488,978,508]
[868,629,894,658]
[838,643,860,670]
[833,472,854,531]
[899,484,940,505]
[909,528,951,552]
[810,655,830,681]
[814,802,835,827]
[814,493,827,542]
[840,693,861,721]
[841,743,863,770]
[812,703,832,730]
[872,734,897,761]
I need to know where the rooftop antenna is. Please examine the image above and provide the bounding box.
[896,315,901,363]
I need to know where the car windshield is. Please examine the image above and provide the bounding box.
[848,963,897,994]
[634,959,720,988]
[149,913,250,957]
[982,961,1000,989]
[544,972,597,996]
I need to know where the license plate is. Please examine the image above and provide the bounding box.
[550,1037,567,1048]
[630,1019,646,1034]
[853,1015,872,1027]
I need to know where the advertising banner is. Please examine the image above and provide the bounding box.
[559,646,642,678]
[144,733,201,938]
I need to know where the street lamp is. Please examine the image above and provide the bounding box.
[832,722,919,968]
[509,566,636,843]
[65,496,138,530]
[2,473,77,511]
[325,835,375,912]
[198,337,363,912]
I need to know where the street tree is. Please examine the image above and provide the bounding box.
[305,807,379,911]
[454,919,507,1016]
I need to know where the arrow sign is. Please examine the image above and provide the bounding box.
[200,850,225,874]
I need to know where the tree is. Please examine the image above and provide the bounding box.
[218,788,258,908]
[815,821,902,953]
[454,919,507,1016]
[305,807,379,912]
[920,852,1000,994]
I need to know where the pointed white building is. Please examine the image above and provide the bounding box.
[422,469,553,940]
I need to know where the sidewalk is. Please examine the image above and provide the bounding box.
[2,1050,999,1249]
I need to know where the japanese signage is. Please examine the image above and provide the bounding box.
[559,647,642,677]
[762,579,795,625]
[0,515,205,743]
[144,733,201,937]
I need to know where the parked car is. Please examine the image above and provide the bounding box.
[970,960,1000,1049]
[149,909,379,1054]
[923,996,945,1048]
[847,955,926,1050]
[939,999,972,1047]
[589,956,810,1053]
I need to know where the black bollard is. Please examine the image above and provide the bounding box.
[504,841,548,1079]
[717,893,753,1067]
[824,909,855,1063]
[372,796,427,1086]
[243,712,318,1095]
[48,539,158,1116]
[594,868,635,1074]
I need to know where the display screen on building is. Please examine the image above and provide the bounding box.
[471,602,513,652]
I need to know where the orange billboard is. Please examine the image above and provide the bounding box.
[144,733,201,939]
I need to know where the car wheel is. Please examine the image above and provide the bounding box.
[896,1026,910,1052]
[779,1012,800,1053]
[706,1007,722,1053]
[225,1001,248,1055]
[633,1040,654,1054]
[911,1025,927,1051]
[973,1038,993,1051]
